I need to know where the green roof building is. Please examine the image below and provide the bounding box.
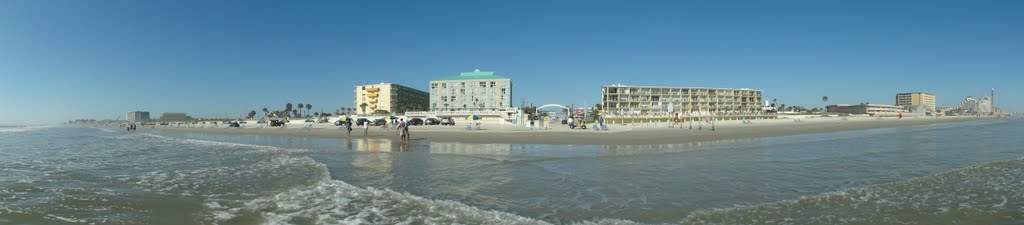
[429,69,512,112]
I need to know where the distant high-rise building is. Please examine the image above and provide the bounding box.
[429,69,513,112]
[956,96,992,115]
[353,83,429,114]
[896,92,935,114]
[126,111,150,122]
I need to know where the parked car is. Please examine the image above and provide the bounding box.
[269,120,285,127]
[228,122,241,127]
[355,118,370,126]
[440,117,455,126]
[425,118,440,125]
[372,119,387,126]
[406,118,424,126]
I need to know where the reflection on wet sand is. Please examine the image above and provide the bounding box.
[347,138,411,152]
[601,138,766,156]
[430,142,512,155]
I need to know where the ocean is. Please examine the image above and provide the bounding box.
[1,119,1022,224]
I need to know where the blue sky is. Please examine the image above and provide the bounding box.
[1,0,1021,124]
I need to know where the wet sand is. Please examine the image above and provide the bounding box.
[151,116,992,145]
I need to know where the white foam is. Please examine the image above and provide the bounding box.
[46,214,87,223]
[215,178,550,225]
[0,125,52,133]
[122,133,308,153]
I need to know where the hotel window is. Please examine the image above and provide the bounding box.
[431,83,437,89]
[479,82,486,87]
[441,83,447,88]
[490,81,495,87]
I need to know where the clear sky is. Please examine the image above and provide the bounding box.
[1,0,1021,124]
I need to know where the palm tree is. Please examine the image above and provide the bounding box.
[262,108,269,118]
[292,109,298,118]
[285,103,293,116]
[314,112,320,118]
[822,96,829,112]
[297,103,304,117]
[248,110,257,119]
[305,104,312,117]
[359,103,368,115]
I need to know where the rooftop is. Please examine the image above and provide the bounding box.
[432,69,509,81]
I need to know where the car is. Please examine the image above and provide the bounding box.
[228,122,241,127]
[372,119,387,126]
[425,118,440,125]
[334,120,345,126]
[406,118,424,126]
[355,118,371,126]
[440,117,455,126]
[272,120,288,127]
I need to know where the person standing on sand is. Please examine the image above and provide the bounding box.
[402,120,410,141]
[397,119,407,141]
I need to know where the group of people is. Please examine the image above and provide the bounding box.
[343,119,408,141]
[122,123,138,131]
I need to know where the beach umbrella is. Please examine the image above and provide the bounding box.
[467,115,480,120]
[389,116,397,120]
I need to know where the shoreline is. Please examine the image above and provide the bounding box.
[147,116,999,145]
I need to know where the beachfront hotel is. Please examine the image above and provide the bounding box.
[126,111,150,122]
[354,83,429,114]
[826,104,910,117]
[429,69,512,112]
[896,92,936,114]
[600,85,765,116]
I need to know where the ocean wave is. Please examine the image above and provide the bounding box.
[207,153,642,225]
[682,157,1024,225]
[108,133,309,153]
[0,125,53,133]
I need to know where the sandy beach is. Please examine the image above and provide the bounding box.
[148,116,994,145]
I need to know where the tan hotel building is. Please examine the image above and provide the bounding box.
[601,85,764,116]
[896,92,936,113]
[354,83,429,114]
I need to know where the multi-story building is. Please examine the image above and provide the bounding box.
[826,104,909,117]
[429,69,512,112]
[896,92,936,114]
[126,111,150,122]
[159,112,192,121]
[354,83,429,115]
[955,96,993,115]
[601,85,764,116]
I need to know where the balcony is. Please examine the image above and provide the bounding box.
[366,93,379,98]
[366,87,380,92]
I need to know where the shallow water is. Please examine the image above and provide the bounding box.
[1,120,1022,224]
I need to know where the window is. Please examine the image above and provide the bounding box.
[490,82,495,87]
[479,82,486,87]
[441,83,447,88]
[431,83,437,89]
[501,88,506,94]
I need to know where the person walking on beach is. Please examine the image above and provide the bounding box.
[345,121,353,137]
[363,120,370,136]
